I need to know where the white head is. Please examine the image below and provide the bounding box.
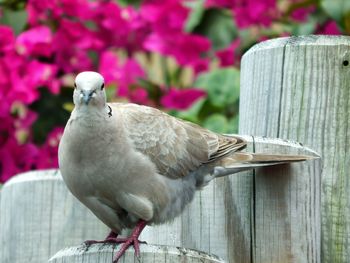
[73,71,106,107]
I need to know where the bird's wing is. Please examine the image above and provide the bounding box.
[112,103,246,179]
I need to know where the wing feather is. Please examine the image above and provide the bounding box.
[113,103,246,178]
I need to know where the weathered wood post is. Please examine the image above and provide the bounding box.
[240,35,350,262]
[49,244,224,263]
[0,170,108,263]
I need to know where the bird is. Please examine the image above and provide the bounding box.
[58,71,314,262]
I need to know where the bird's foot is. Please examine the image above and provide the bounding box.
[113,220,147,263]
[84,231,119,246]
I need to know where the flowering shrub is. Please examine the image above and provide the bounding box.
[0,0,347,182]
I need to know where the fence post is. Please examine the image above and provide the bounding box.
[0,170,108,263]
[48,244,224,263]
[240,35,350,262]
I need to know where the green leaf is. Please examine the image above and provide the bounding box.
[185,0,206,32]
[227,115,239,134]
[321,0,350,21]
[0,9,27,35]
[292,21,317,35]
[171,98,206,123]
[30,88,72,144]
[193,8,237,50]
[203,114,228,133]
[194,67,240,108]
[117,0,142,7]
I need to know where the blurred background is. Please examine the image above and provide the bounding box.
[0,0,347,183]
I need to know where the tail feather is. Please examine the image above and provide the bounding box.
[212,152,318,177]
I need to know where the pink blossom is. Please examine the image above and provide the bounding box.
[55,49,93,73]
[216,39,241,67]
[92,3,149,52]
[36,127,64,169]
[0,110,39,183]
[205,0,235,8]
[26,0,93,25]
[99,51,120,85]
[99,54,145,98]
[291,5,316,22]
[161,88,206,110]
[233,0,277,28]
[24,61,60,94]
[0,139,39,182]
[0,25,15,52]
[129,87,149,105]
[55,19,103,51]
[140,0,189,34]
[144,32,211,71]
[52,18,103,72]
[16,26,53,57]
[117,59,145,97]
[317,21,341,35]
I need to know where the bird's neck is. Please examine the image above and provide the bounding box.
[73,104,112,123]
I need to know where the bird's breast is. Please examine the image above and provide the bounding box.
[58,120,128,198]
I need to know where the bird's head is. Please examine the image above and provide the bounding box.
[73,71,106,107]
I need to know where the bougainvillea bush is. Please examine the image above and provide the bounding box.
[0,0,347,183]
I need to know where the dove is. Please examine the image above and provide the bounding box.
[58,71,313,262]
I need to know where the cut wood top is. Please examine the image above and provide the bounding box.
[48,243,225,263]
[243,35,350,58]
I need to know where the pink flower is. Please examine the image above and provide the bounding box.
[0,139,39,182]
[99,51,120,85]
[26,0,93,25]
[55,19,103,51]
[129,87,149,105]
[0,109,39,182]
[99,53,145,98]
[216,39,241,67]
[317,21,341,35]
[16,26,53,57]
[233,0,277,28]
[52,18,103,72]
[92,2,149,52]
[117,59,145,97]
[144,32,211,72]
[0,25,15,52]
[24,61,60,94]
[161,88,206,110]
[205,0,235,8]
[140,0,189,34]
[291,5,316,22]
[36,127,64,169]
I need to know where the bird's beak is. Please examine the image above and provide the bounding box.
[82,90,93,105]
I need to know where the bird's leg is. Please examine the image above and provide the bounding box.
[84,230,119,245]
[113,220,147,263]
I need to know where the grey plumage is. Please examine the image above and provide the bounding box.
[58,71,312,238]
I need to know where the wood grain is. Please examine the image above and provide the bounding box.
[0,170,108,263]
[48,244,225,263]
[240,35,350,262]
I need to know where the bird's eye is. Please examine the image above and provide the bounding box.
[74,82,77,88]
[101,83,105,90]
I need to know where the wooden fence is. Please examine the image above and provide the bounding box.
[0,35,348,262]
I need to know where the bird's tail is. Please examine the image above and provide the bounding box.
[212,152,317,178]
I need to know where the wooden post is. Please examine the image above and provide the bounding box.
[48,244,225,263]
[240,35,350,262]
[0,170,108,263]
[140,136,320,263]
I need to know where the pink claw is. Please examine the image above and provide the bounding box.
[113,220,147,263]
[84,231,119,246]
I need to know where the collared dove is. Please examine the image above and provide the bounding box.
[58,71,313,262]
